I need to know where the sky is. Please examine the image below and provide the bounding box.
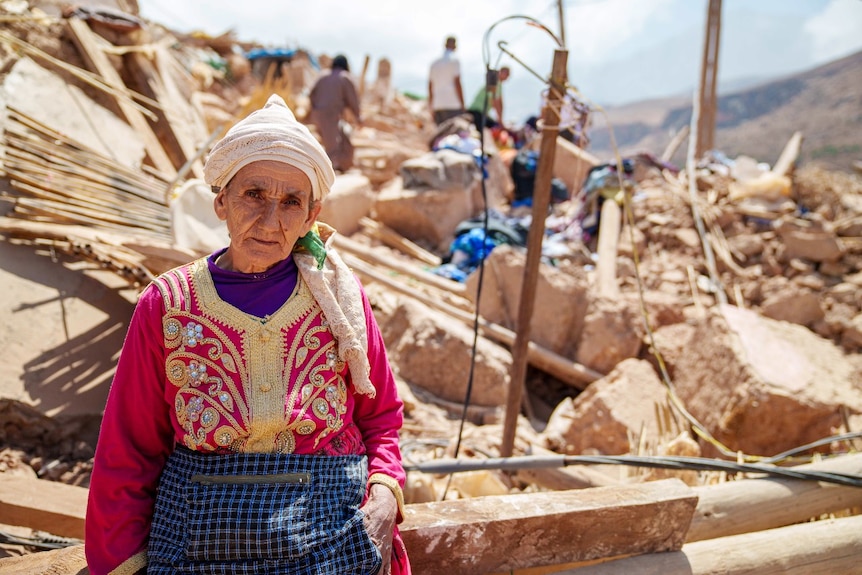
[138,0,862,125]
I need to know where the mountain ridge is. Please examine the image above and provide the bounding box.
[586,49,862,173]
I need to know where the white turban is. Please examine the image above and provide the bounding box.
[203,94,335,202]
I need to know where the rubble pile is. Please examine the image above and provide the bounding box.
[0,1,861,571]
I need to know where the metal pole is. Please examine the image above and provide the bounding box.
[500,49,568,457]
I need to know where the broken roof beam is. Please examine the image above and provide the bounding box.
[400,478,697,574]
[66,16,177,179]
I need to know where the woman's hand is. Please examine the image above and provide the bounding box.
[361,483,397,575]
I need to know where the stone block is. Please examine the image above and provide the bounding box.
[542,359,668,455]
[673,305,862,456]
[465,245,589,357]
[318,172,373,236]
[374,177,473,252]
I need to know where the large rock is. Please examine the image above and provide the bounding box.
[465,246,589,357]
[373,178,473,252]
[400,149,478,190]
[575,296,645,374]
[774,218,844,262]
[318,172,373,235]
[673,305,862,456]
[376,297,511,407]
[541,359,668,455]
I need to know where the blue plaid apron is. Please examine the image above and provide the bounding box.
[147,447,381,574]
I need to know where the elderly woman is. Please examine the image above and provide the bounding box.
[85,95,410,575]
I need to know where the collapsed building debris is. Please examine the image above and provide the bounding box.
[0,1,861,573]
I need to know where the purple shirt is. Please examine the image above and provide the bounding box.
[207,249,299,318]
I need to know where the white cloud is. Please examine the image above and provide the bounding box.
[804,0,862,62]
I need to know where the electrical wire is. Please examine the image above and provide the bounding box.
[405,453,862,488]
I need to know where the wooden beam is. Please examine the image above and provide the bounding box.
[557,514,862,575]
[333,232,464,296]
[400,478,697,574]
[66,17,177,178]
[687,453,862,542]
[0,475,87,540]
[359,216,442,267]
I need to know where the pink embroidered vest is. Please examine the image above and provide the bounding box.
[154,258,358,455]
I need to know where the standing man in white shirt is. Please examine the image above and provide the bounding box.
[428,36,465,125]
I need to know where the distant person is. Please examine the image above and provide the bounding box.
[468,66,510,131]
[309,54,362,172]
[428,36,465,125]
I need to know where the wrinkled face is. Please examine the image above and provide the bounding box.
[213,160,320,274]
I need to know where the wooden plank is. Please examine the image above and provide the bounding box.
[557,514,862,575]
[333,233,465,296]
[595,198,621,296]
[66,17,177,178]
[400,479,697,574]
[771,130,803,178]
[0,475,87,539]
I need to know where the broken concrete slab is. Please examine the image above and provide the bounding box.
[466,245,590,358]
[374,176,474,252]
[575,295,645,374]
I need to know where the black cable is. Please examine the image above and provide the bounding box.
[0,530,82,550]
[405,454,862,488]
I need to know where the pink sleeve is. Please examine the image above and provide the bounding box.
[352,282,406,489]
[85,284,175,575]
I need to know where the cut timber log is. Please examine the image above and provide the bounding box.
[333,233,464,296]
[66,17,177,178]
[359,216,442,266]
[0,475,87,540]
[400,478,697,574]
[556,513,862,575]
[687,453,862,542]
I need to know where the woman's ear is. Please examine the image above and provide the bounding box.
[303,202,323,233]
[213,188,228,221]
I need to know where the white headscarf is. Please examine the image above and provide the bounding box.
[203,94,335,201]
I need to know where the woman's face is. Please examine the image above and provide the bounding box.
[214,160,321,274]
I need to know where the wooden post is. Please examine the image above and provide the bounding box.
[695,0,722,158]
[501,49,568,457]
